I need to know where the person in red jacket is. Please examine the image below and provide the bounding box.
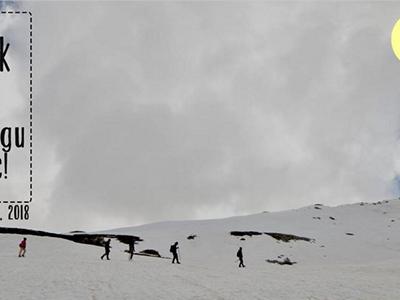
[18,237,27,257]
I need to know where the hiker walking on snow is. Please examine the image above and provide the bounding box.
[237,247,245,268]
[170,242,180,264]
[18,237,27,257]
[128,240,135,261]
[101,239,111,260]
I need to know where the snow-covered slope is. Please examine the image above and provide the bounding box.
[107,199,400,265]
[1,200,400,299]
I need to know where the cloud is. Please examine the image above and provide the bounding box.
[12,2,400,231]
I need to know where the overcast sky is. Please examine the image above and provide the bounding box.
[1,1,400,232]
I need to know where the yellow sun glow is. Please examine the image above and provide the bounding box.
[392,18,400,60]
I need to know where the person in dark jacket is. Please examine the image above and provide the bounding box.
[237,247,245,268]
[170,242,180,264]
[18,237,27,257]
[101,239,111,260]
[128,240,135,261]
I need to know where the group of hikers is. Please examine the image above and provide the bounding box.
[99,240,245,267]
[98,240,183,263]
[18,237,246,268]
[99,238,135,261]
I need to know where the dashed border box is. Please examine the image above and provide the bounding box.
[0,11,33,204]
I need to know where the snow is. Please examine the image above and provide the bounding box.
[1,200,400,299]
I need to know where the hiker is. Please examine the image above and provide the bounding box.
[237,247,245,268]
[128,240,135,261]
[101,239,111,260]
[170,242,180,264]
[18,237,27,257]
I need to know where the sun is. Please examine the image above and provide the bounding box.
[392,18,400,61]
